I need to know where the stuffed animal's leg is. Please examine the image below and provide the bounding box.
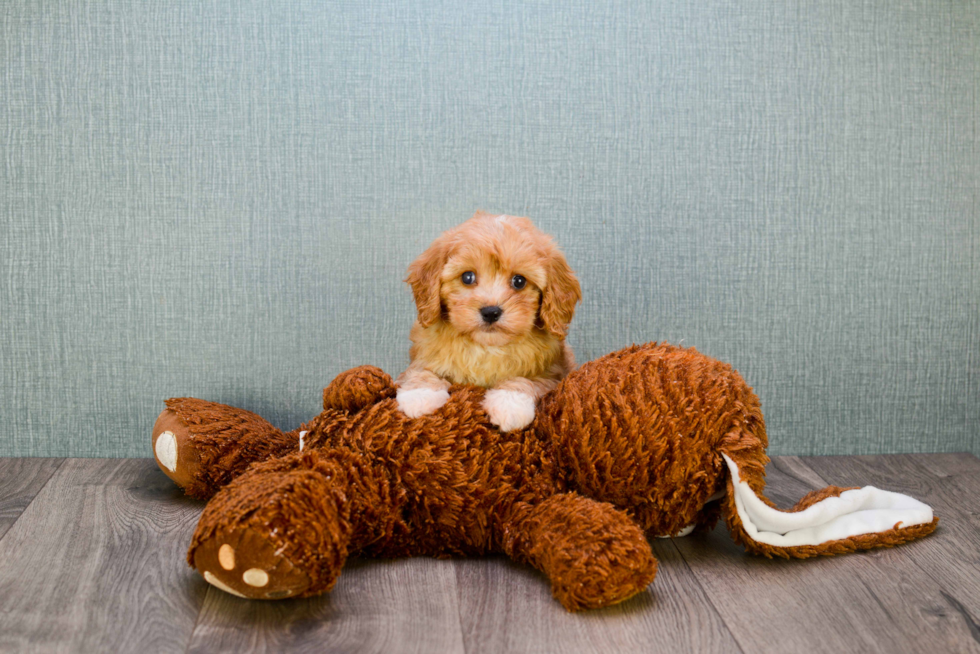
[153,366,391,499]
[188,450,358,600]
[152,398,301,499]
[720,453,938,558]
[501,493,658,611]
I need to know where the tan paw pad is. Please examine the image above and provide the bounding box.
[154,431,177,472]
[243,568,269,587]
[218,544,235,570]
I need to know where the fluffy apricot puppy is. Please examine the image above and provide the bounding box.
[396,212,581,431]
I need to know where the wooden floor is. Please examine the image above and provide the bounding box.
[0,454,978,653]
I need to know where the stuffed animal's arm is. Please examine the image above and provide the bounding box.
[394,363,451,418]
[323,365,396,413]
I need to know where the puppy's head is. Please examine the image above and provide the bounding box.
[406,212,581,346]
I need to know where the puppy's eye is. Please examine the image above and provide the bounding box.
[511,274,527,290]
[461,271,476,285]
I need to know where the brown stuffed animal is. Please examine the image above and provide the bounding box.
[152,343,937,611]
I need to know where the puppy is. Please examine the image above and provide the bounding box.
[396,212,581,432]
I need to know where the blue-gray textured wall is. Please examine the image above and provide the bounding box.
[1,1,977,458]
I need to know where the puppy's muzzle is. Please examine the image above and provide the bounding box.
[480,305,503,324]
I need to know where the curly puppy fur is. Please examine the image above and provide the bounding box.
[396,212,581,432]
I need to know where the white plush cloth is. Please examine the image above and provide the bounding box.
[723,454,933,548]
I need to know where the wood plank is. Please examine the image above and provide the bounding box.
[673,455,978,654]
[0,458,63,540]
[186,557,465,653]
[803,453,980,649]
[0,459,207,654]
[455,542,741,654]
[903,451,980,479]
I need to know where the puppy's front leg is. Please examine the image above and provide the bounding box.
[395,364,451,418]
[483,376,558,432]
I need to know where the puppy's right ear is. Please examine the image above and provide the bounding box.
[406,237,450,327]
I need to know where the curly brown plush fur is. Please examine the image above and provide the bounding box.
[152,343,937,611]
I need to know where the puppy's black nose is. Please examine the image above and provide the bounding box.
[480,305,503,324]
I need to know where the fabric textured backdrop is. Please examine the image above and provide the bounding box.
[1,1,977,458]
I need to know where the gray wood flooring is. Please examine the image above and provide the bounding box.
[0,454,977,653]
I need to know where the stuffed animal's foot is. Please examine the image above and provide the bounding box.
[193,526,312,599]
[152,409,203,492]
[188,451,354,600]
[151,398,300,499]
[505,493,658,611]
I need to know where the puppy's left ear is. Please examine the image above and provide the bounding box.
[406,237,450,327]
[538,247,581,339]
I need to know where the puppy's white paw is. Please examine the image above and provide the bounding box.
[483,389,536,432]
[396,387,450,418]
